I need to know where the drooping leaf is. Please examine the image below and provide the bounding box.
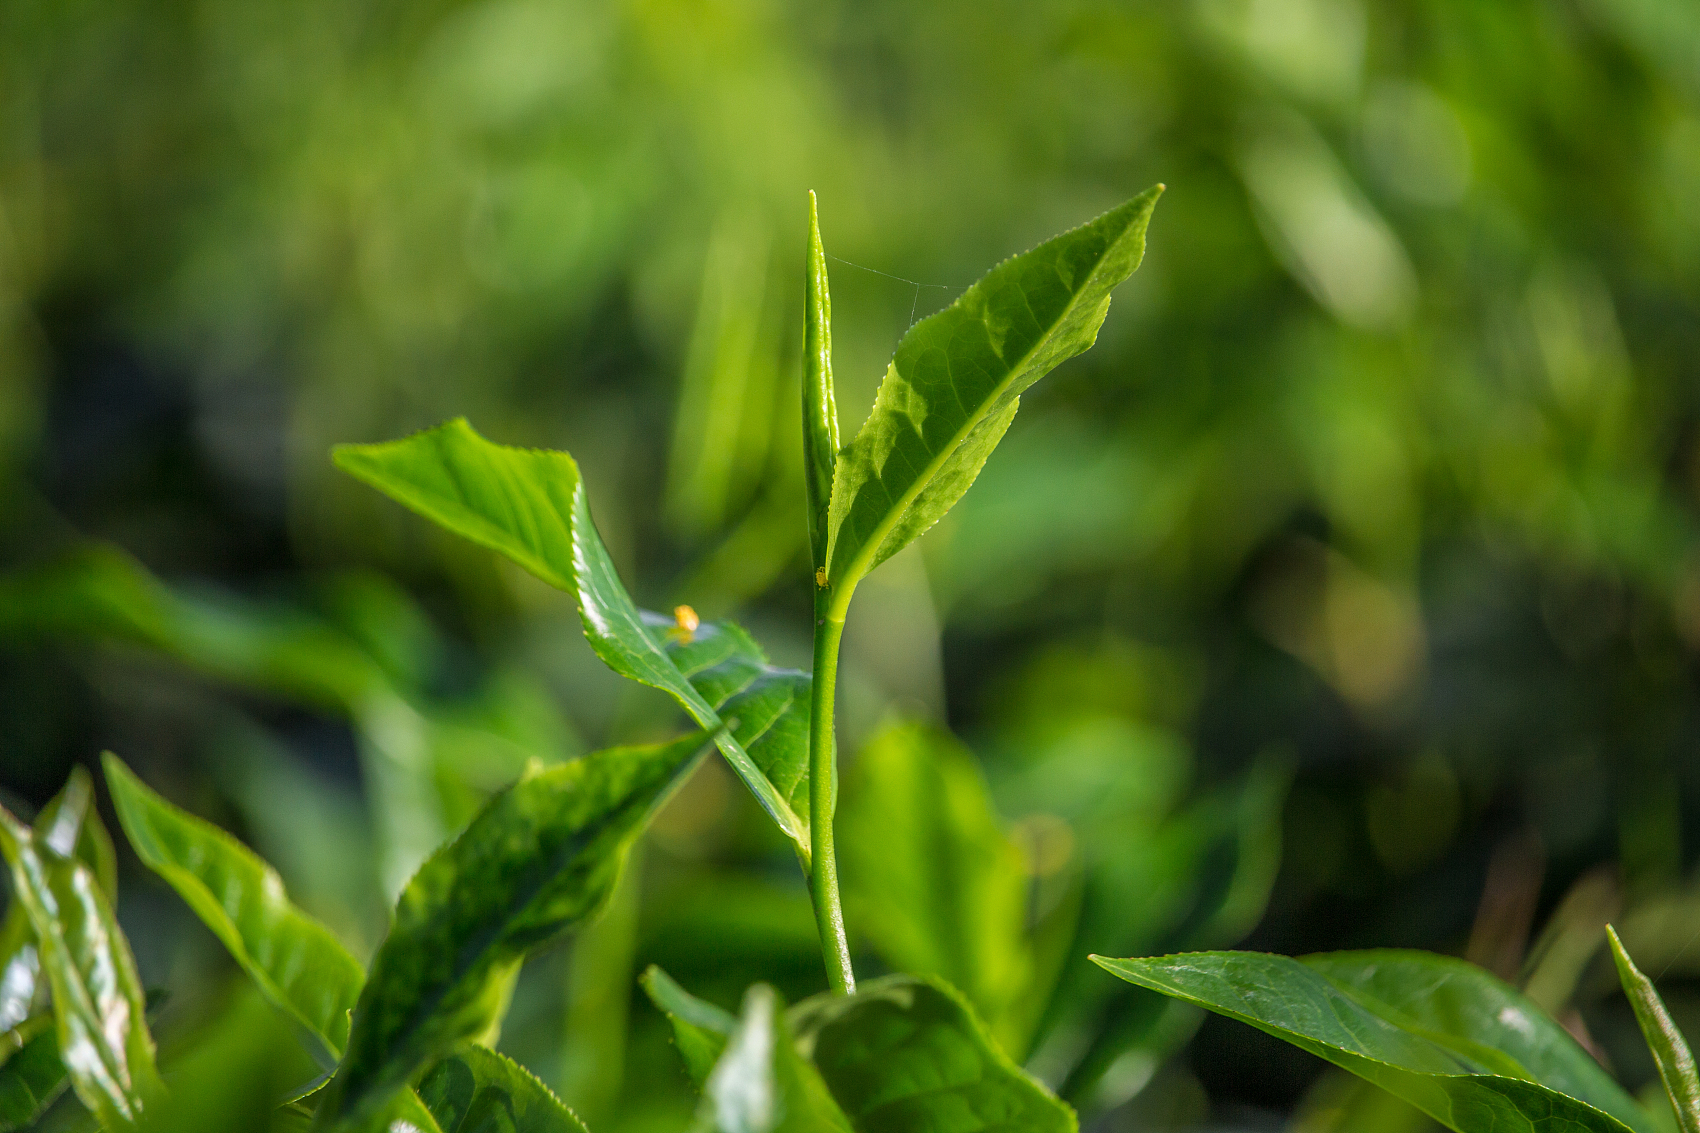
[640,964,737,1087]
[312,731,715,1131]
[416,1044,589,1133]
[1092,951,1652,1133]
[697,984,849,1133]
[822,187,1162,598]
[802,190,839,576]
[1609,926,1700,1133]
[0,1017,65,1130]
[334,419,810,858]
[0,804,164,1128]
[791,974,1075,1133]
[838,722,1029,1045]
[104,753,366,1065]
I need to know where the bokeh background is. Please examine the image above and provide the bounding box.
[4,0,1700,1129]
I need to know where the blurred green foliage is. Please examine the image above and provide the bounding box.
[3,0,1700,1129]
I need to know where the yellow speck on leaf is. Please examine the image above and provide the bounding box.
[671,604,699,643]
[815,567,829,589]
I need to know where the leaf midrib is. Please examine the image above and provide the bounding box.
[827,237,1123,615]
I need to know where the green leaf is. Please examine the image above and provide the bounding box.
[698,984,849,1133]
[0,803,164,1128]
[33,767,119,904]
[0,1017,66,1131]
[1609,926,1700,1133]
[803,190,839,576]
[640,964,737,1087]
[1092,951,1651,1133]
[791,974,1075,1133]
[822,186,1162,600]
[416,1045,589,1133]
[333,418,810,859]
[838,722,1029,1045]
[312,731,715,1131]
[1304,950,1652,1131]
[103,753,366,1065]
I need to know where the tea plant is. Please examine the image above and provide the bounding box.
[0,188,1166,1130]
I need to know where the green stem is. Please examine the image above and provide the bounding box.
[808,592,854,994]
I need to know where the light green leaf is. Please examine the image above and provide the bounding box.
[791,974,1075,1133]
[803,190,839,576]
[0,802,164,1128]
[698,984,849,1133]
[838,722,1029,1046]
[104,753,366,1065]
[1092,951,1650,1133]
[0,1017,66,1131]
[33,768,119,904]
[312,731,715,1131]
[640,964,737,1087]
[822,187,1162,600]
[416,1044,589,1133]
[1610,926,1700,1133]
[334,419,810,859]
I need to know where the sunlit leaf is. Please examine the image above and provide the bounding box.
[791,974,1075,1133]
[334,418,810,858]
[838,722,1029,1044]
[312,731,715,1131]
[698,984,849,1133]
[0,802,164,1128]
[640,964,737,1087]
[104,753,366,1065]
[802,190,839,576]
[822,187,1162,599]
[417,1044,589,1133]
[1609,926,1700,1133]
[1093,951,1655,1133]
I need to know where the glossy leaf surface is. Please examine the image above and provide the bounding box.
[641,965,736,1088]
[1305,950,1652,1132]
[792,974,1075,1133]
[335,419,809,857]
[699,984,849,1133]
[314,731,713,1131]
[1609,927,1700,1133]
[0,805,163,1128]
[417,1044,588,1133]
[1094,951,1648,1133]
[803,190,839,574]
[839,722,1028,1040]
[105,754,365,1063]
[823,187,1162,595]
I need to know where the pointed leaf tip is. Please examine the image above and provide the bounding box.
[1610,926,1700,1133]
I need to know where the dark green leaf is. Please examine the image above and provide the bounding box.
[1093,951,1649,1133]
[803,190,839,576]
[822,187,1162,599]
[792,974,1075,1133]
[1305,949,1651,1132]
[698,984,849,1133]
[0,1016,66,1131]
[333,419,809,858]
[640,964,736,1087]
[417,1045,588,1133]
[104,753,366,1064]
[838,722,1029,1045]
[313,731,714,1131]
[1609,926,1700,1133]
[0,804,164,1128]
